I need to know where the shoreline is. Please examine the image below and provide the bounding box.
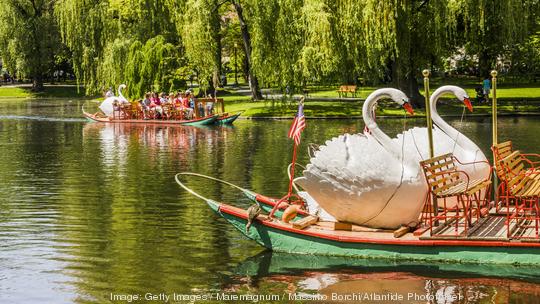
[240,112,540,120]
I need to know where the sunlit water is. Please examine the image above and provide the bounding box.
[0,99,540,303]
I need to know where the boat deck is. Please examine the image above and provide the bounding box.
[265,209,540,243]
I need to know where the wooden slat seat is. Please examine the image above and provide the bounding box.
[492,141,540,214]
[500,150,540,239]
[438,179,491,197]
[420,153,492,237]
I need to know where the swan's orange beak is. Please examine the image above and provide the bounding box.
[403,102,414,115]
[463,98,473,112]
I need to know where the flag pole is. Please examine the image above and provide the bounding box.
[287,140,299,197]
[423,69,434,158]
[268,97,305,219]
[287,97,304,197]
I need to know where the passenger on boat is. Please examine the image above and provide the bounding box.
[206,94,214,115]
[182,92,194,119]
[105,87,113,98]
[141,93,152,119]
[197,97,205,117]
[153,93,164,118]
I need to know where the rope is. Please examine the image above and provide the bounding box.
[451,106,467,154]
[174,172,252,202]
[287,163,306,193]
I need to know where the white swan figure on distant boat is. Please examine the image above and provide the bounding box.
[117,84,128,103]
[99,84,127,117]
[296,88,428,229]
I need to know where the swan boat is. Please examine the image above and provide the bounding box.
[83,85,241,126]
[176,84,540,265]
[175,172,540,265]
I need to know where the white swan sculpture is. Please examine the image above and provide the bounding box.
[99,84,127,117]
[296,88,428,229]
[296,86,490,229]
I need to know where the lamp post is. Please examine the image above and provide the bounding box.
[423,69,434,158]
[491,70,498,205]
[234,43,238,86]
[423,69,438,221]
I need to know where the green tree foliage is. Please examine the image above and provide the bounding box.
[182,0,221,94]
[55,0,185,97]
[0,0,60,90]
[48,0,540,100]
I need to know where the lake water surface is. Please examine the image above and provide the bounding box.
[1,99,540,303]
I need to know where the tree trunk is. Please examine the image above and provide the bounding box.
[232,0,263,100]
[391,59,423,108]
[32,76,44,92]
[211,0,222,89]
[478,49,491,78]
[392,1,423,108]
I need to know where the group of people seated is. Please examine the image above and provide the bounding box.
[110,90,215,120]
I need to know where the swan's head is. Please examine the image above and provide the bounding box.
[453,86,473,112]
[435,85,473,112]
[387,89,414,116]
[119,84,127,90]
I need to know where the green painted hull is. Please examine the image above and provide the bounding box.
[215,112,241,125]
[207,200,540,266]
[182,115,218,126]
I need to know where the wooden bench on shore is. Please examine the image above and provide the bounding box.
[337,85,358,98]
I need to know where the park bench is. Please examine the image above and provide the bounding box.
[337,85,357,98]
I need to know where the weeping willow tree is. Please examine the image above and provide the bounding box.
[55,0,116,94]
[183,0,222,96]
[0,0,60,91]
[55,0,185,96]
[449,0,539,77]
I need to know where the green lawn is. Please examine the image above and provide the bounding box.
[223,83,540,117]
[305,85,540,100]
[0,85,88,99]
[225,99,540,118]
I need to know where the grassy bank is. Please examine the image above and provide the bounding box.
[0,85,87,99]
[2,82,539,118]
[223,84,540,118]
[224,98,540,118]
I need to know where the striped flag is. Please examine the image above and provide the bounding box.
[288,102,306,146]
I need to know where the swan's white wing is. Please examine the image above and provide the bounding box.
[99,97,117,117]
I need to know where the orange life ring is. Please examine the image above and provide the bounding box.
[282,204,299,223]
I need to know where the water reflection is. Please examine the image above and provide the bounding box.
[229,251,540,303]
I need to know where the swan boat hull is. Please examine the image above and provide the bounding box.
[83,110,218,126]
[216,112,242,125]
[203,192,540,265]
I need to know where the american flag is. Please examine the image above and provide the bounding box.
[288,102,306,146]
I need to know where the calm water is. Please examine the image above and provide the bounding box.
[1,99,540,303]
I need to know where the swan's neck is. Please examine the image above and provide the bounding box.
[430,90,478,153]
[362,91,402,161]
